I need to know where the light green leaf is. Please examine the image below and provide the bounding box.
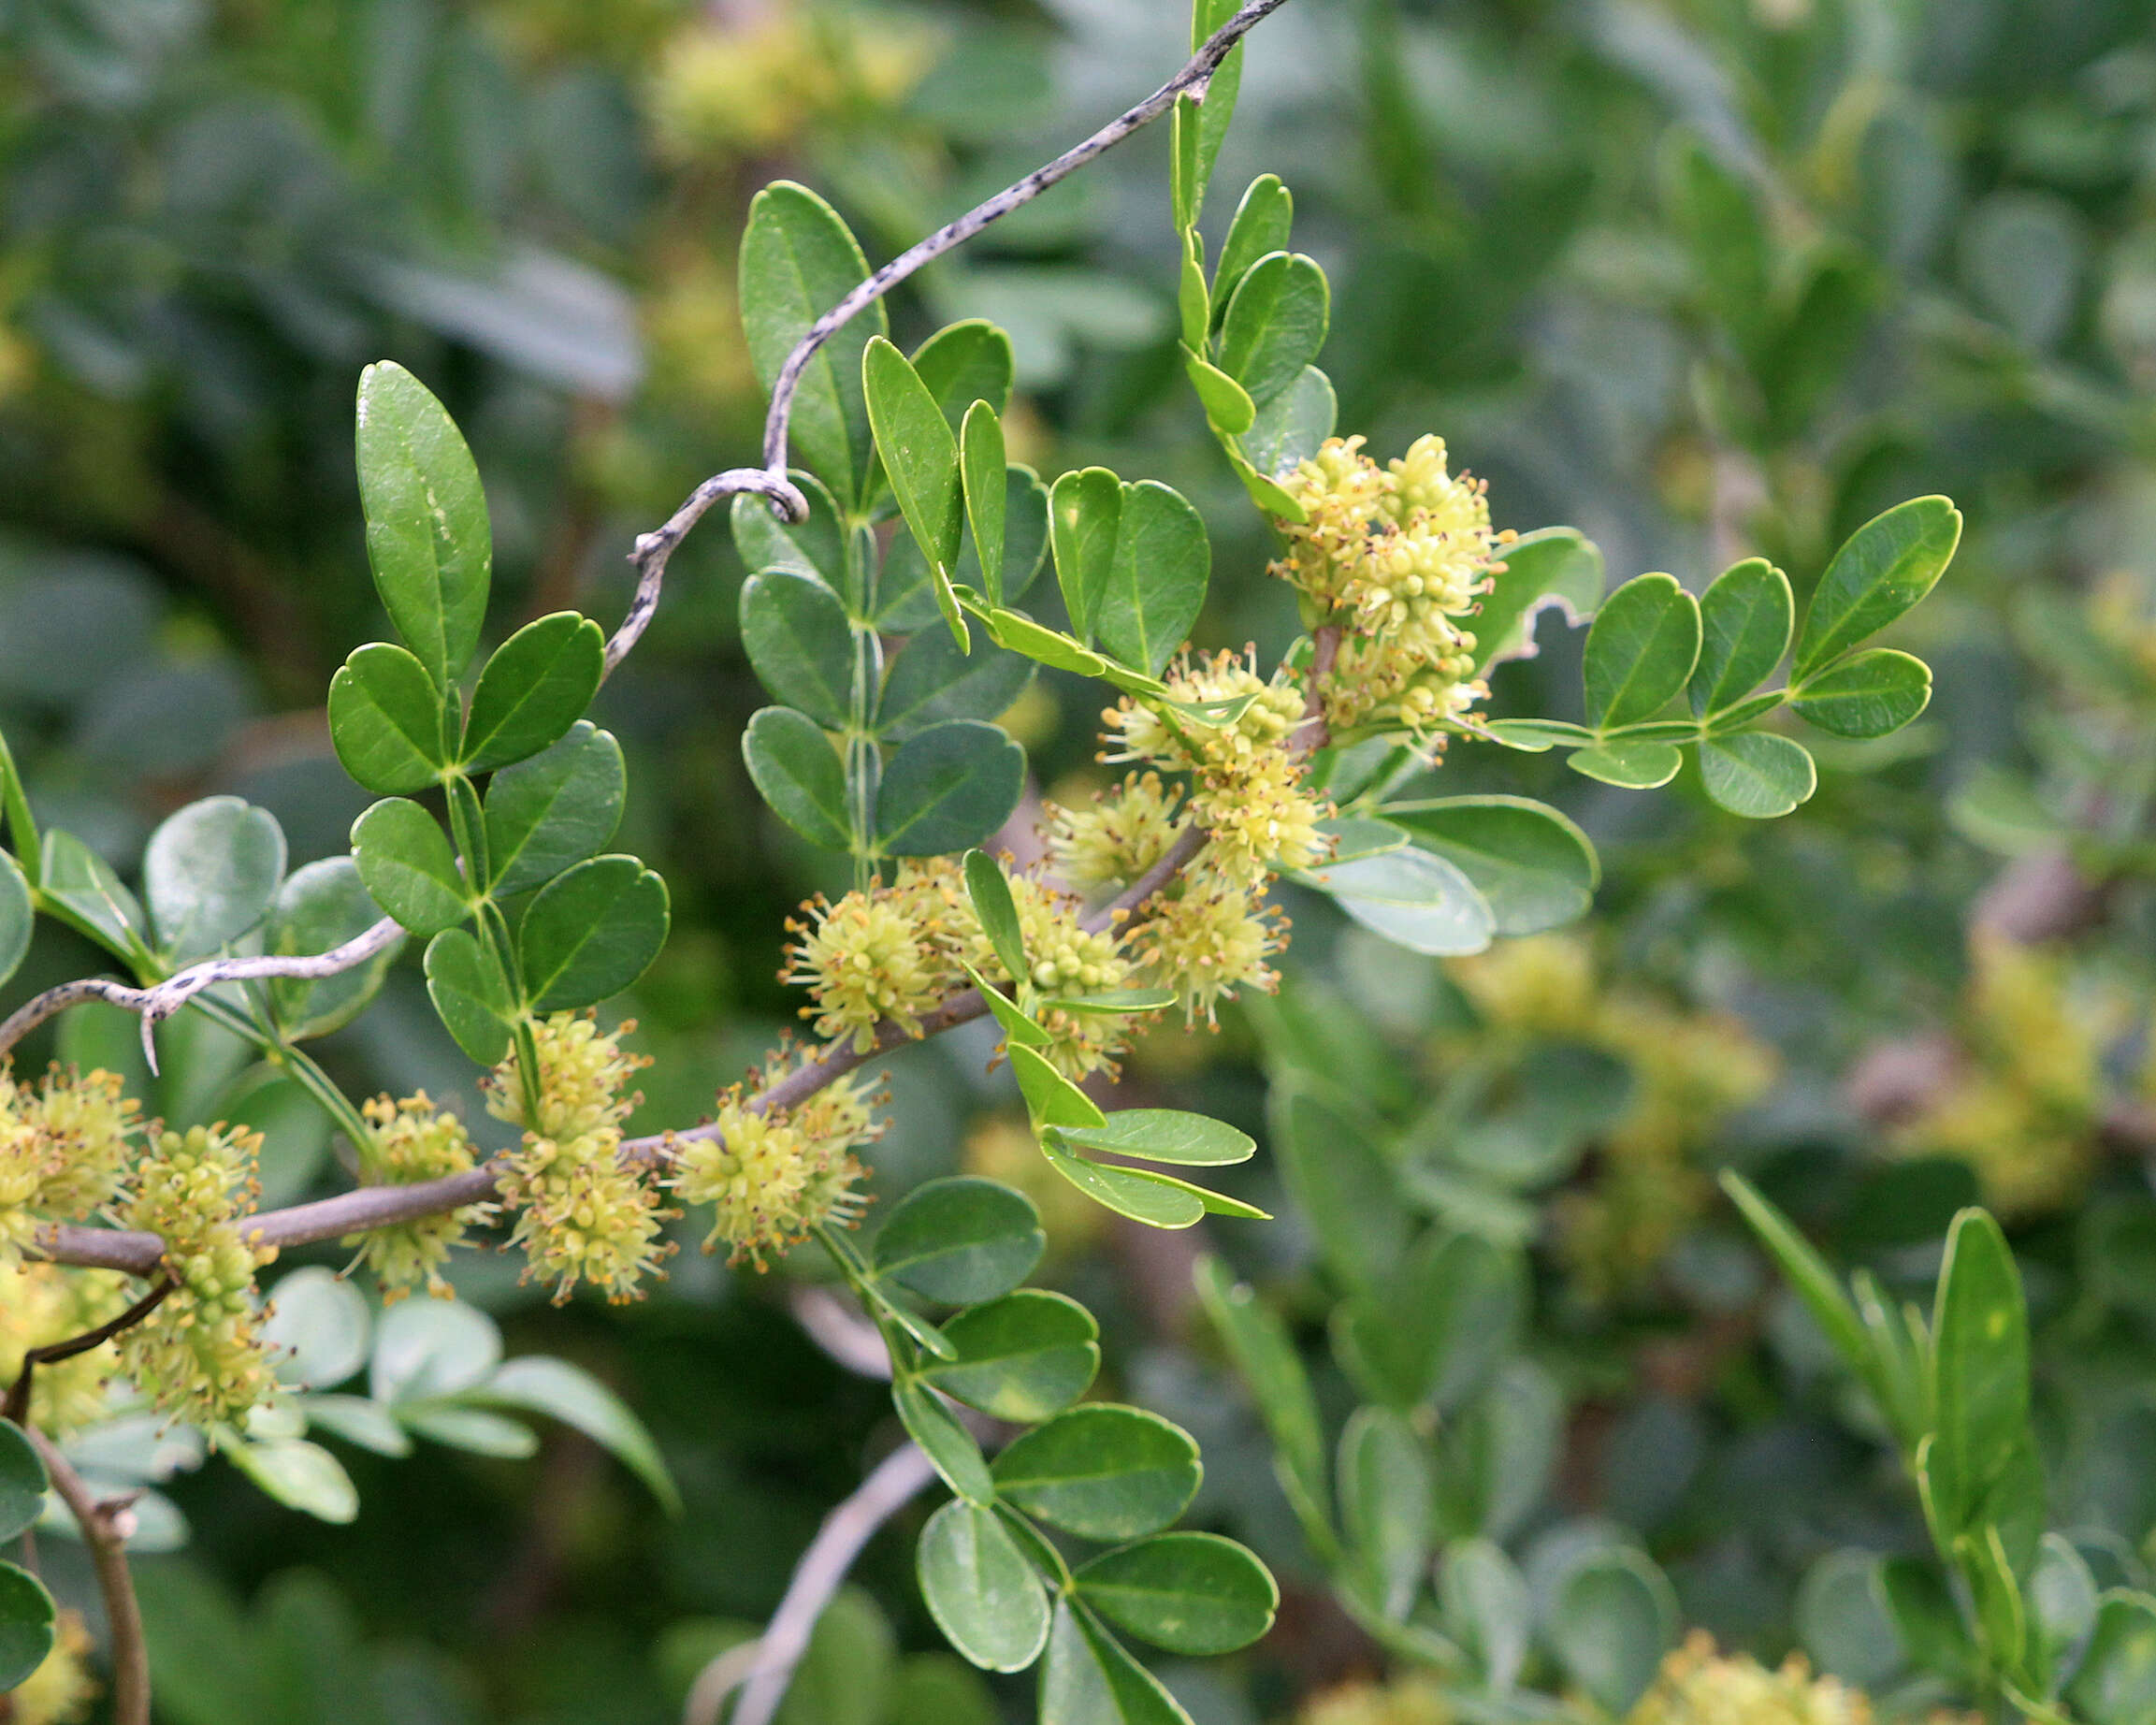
[1478,718,1595,752]
[1049,1110,1254,1167]
[1039,1599,1193,1725]
[224,1438,359,1524]
[1338,1406,1431,1620]
[2065,1592,2156,1725]
[1277,1091,1405,1294]
[518,855,669,1009]
[744,705,851,850]
[1690,558,1792,717]
[922,1292,1100,1423]
[264,858,398,1039]
[1077,1533,1278,1657]
[1009,1047,1107,1129]
[144,795,285,960]
[1241,365,1337,480]
[300,1395,412,1457]
[865,335,966,642]
[876,721,1024,857]
[1790,648,1932,739]
[1212,174,1294,322]
[484,721,627,897]
[1547,1552,1677,1716]
[1295,848,1495,956]
[961,402,1008,608]
[914,320,1016,425]
[462,612,604,772]
[355,361,492,689]
[967,963,1052,1050]
[328,642,453,795]
[1050,468,1122,647]
[1568,741,1684,789]
[742,571,856,729]
[981,608,1110,678]
[1038,1140,1205,1229]
[893,1379,994,1505]
[963,849,1027,981]
[961,464,1050,607]
[1473,528,1605,673]
[740,182,885,508]
[1099,482,1208,678]
[371,1297,501,1403]
[468,1355,682,1515]
[874,1177,1045,1306]
[399,1407,537,1458]
[424,927,515,1064]
[1928,1208,2031,1540]
[261,1267,371,1392]
[351,798,468,937]
[1383,796,1598,935]
[1442,1539,1531,1692]
[0,1558,55,1691]
[1584,573,1700,728]
[0,851,28,993]
[1794,496,1961,679]
[1700,732,1816,818]
[991,1405,1202,1541]
[1040,990,1179,1016]
[1183,346,1255,436]
[919,1499,1052,1673]
[878,627,1031,743]
[1721,1172,1895,1418]
[1218,253,1329,409]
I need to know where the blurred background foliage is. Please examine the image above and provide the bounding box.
[7,0,2156,1718]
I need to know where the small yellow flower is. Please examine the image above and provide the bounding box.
[673,1067,881,1267]
[8,1604,99,1724]
[0,1260,135,1436]
[486,1012,648,1138]
[784,891,949,1053]
[1297,1674,1454,1725]
[347,1094,493,1301]
[1133,880,1284,1027]
[1048,773,1191,898]
[967,874,1142,1080]
[1628,1632,1872,1725]
[0,1065,139,1268]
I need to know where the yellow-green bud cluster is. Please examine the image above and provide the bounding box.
[117,1123,277,1428]
[673,1062,881,1267]
[1131,880,1285,1029]
[974,873,1142,1081]
[487,1014,672,1305]
[783,891,948,1052]
[7,1604,98,1725]
[347,1093,491,1301]
[1047,772,1191,898]
[1297,1674,1454,1725]
[0,1259,135,1437]
[1629,1632,1873,1725]
[1274,433,1505,739]
[0,1065,139,1268]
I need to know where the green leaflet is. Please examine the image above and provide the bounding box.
[1218,253,1329,409]
[740,569,855,729]
[264,858,400,1040]
[484,722,627,898]
[864,335,968,647]
[1583,573,1701,728]
[1794,496,1961,679]
[143,795,286,960]
[329,642,454,795]
[743,705,852,851]
[1075,1533,1279,1657]
[918,1499,1052,1674]
[518,855,669,1009]
[1791,648,1933,738]
[1689,558,1792,717]
[461,612,604,772]
[1700,732,1816,818]
[350,798,468,938]
[874,1177,1045,1307]
[876,721,1024,858]
[991,1405,1203,1542]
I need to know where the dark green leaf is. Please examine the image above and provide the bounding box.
[1794,496,1961,679]
[1928,1208,2031,1539]
[144,795,285,959]
[914,320,1015,425]
[1295,848,1495,955]
[874,1177,1045,1306]
[1473,529,1606,674]
[1700,732,1816,818]
[1099,482,1208,678]
[741,183,884,507]
[0,1420,48,1544]
[864,335,965,638]
[992,1405,1202,1541]
[876,721,1024,857]
[265,858,399,1039]
[963,849,1027,982]
[1212,175,1294,323]
[731,470,847,598]
[1050,468,1122,647]
[878,630,1031,744]
[0,851,31,993]
[744,706,851,850]
[1689,558,1792,717]
[961,466,1050,607]
[1568,741,1684,790]
[484,721,627,897]
[1584,573,1700,728]
[351,798,468,937]
[355,361,492,689]
[2065,1593,2156,1725]
[0,1558,56,1692]
[1218,253,1329,409]
[1241,366,1337,480]
[1548,1553,1676,1717]
[961,403,1007,608]
[462,612,604,772]
[519,855,669,1008]
[1077,1533,1278,1657]
[1384,797,1598,936]
[923,1292,1099,1423]
[894,1379,994,1505]
[919,1499,1051,1673]
[328,643,453,794]
[741,571,856,729]
[1049,1110,1254,1167]
[1791,648,1932,739]
[1039,1600,1191,1725]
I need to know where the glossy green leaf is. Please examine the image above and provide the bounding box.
[1689,558,1793,717]
[1039,1599,1192,1725]
[1295,848,1495,956]
[1700,732,1816,818]
[894,1379,994,1505]
[1568,741,1684,789]
[462,612,604,772]
[1547,1552,1677,1717]
[962,465,1050,606]
[351,798,468,937]
[0,1558,55,1692]
[355,361,491,689]
[424,927,515,1064]
[915,320,1016,424]
[1241,365,1337,480]
[963,848,1027,981]
[2065,1592,2156,1725]
[1472,528,1606,673]
[865,335,965,641]
[468,1355,681,1515]
[0,1419,48,1544]
[1039,1140,1205,1229]
[1183,347,1255,436]
[0,851,30,993]
[1077,1533,1278,1657]
[1050,468,1122,647]
[1794,496,1961,679]
[1384,796,1599,935]
[265,858,399,1039]
[923,1291,1100,1422]
[981,608,1110,678]
[876,720,1024,857]
[875,1177,1045,1306]
[484,721,627,897]
[40,832,146,957]
[1218,253,1329,409]
[1584,573,1701,728]
[1338,1406,1431,1620]
[1049,1110,1254,1167]
[1791,648,1932,738]
[1212,175,1294,322]
[742,570,855,729]
[731,470,847,598]
[744,705,851,850]
[919,1499,1051,1674]
[1099,482,1208,678]
[328,642,452,794]
[740,182,885,507]
[961,402,1007,608]
[144,795,285,959]
[1928,1208,2030,1538]
[992,1405,1202,1542]
[878,630,1030,744]
[1010,1046,1107,1129]
[519,855,669,1008]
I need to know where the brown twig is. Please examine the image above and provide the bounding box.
[2,1279,174,1428]
[22,1425,150,1725]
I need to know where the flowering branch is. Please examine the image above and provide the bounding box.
[2,1278,174,1427]
[22,1423,151,1725]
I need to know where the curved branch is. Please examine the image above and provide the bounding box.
[23,1424,151,1725]
[2,1278,174,1428]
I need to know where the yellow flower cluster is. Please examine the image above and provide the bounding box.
[1130,879,1286,1029]
[117,1123,278,1428]
[1298,1674,1454,1725]
[1898,933,2106,1217]
[1449,936,1777,1302]
[983,873,1139,1080]
[784,889,949,1052]
[0,1065,138,1267]
[1274,434,1506,738]
[1629,1633,1872,1725]
[1048,772,1191,899]
[488,1014,672,1305]
[7,1605,98,1725]
[347,1094,492,1302]
[674,1059,882,1267]
[0,1259,134,1436]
